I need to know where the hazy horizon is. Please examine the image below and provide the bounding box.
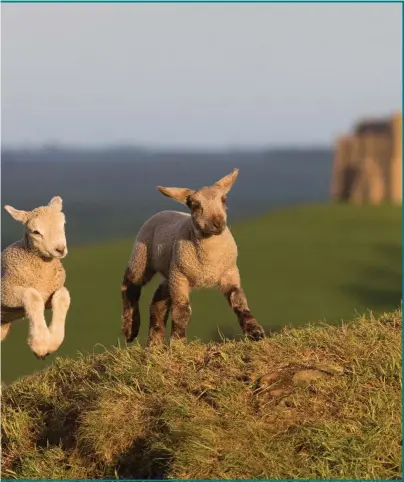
[2,3,402,148]
[1,142,335,151]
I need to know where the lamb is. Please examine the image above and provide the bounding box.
[121,168,265,346]
[1,196,71,359]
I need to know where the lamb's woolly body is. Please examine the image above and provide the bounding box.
[132,210,238,289]
[122,169,265,345]
[1,239,65,320]
[1,196,70,358]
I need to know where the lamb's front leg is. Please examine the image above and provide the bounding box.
[20,287,52,359]
[47,287,71,354]
[219,268,265,341]
[169,270,191,342]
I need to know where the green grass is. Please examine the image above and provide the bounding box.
[1,309,402,479]
[1,203,401,383]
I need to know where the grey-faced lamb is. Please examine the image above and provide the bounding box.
[121,168,265,346]
[1,196,70,359]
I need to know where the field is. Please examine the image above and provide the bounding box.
[1,309,401,479]
[1,203,401,384]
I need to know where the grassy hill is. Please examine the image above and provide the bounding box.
[1,309,401,479]
[1,203,401,383]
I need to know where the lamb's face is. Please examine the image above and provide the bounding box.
[26,208,67,259]
[4,196,68,260]
[186,187,228,237]
[157,168,239,239]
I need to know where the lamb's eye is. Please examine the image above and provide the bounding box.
[193,202,202,210]
[186,196,203,212]
[221,196,227,205]
[31,230,42,236]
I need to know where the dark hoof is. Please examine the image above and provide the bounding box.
[124,332,136,344]
[245,325,266,341]
[122,323,137,343]
[122,314,140,344]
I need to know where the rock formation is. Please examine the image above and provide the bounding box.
[330,112,402,205]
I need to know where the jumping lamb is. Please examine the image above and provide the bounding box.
[1,196,71,359]
[121,168,265,346]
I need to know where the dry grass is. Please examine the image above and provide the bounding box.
[1,309,402,479]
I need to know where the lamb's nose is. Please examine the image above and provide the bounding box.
[55,245,66,255]
[212,218,224,230]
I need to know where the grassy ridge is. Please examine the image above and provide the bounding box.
[1,309,402,479]
[1,204,401,383]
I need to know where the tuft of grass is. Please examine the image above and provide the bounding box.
[1,309,402,480]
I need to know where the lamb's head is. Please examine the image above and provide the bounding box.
[157,168,239,238]
[4,196,68,259]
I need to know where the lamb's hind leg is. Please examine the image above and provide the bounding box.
[219,268,265,341]
[147,280,171,347]
[47,287,71,354]
[121,241,155,343]
[169,270,191,342]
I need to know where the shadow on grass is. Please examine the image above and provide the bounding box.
[32,409,172,480]
[8,361,174,480]
[339,243,402,313]
[114,438,172,479]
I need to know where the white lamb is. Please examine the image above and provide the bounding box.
[121,168,265,346]
[1,196,71,359]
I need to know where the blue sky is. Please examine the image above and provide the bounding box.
[1,3,402,148]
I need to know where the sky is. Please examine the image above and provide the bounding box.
[1,3,402,148]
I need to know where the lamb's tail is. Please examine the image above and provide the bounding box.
[121,267,141,343]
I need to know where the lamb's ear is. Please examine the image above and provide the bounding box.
[156,186,193,204]
[4,205,28,223]
[48,196,63,211]
[214,168,239,194]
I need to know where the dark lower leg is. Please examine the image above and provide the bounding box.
[121,268,142,343]
[170,302,191,341]
[148,281,171,346]
[226,286,265,340]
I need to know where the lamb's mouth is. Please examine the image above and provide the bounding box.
[40,251,66,261]
[197,226,225,238]
[40,253,55,262]
[55,252,68,259]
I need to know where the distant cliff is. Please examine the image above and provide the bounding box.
[330,112,402,205]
